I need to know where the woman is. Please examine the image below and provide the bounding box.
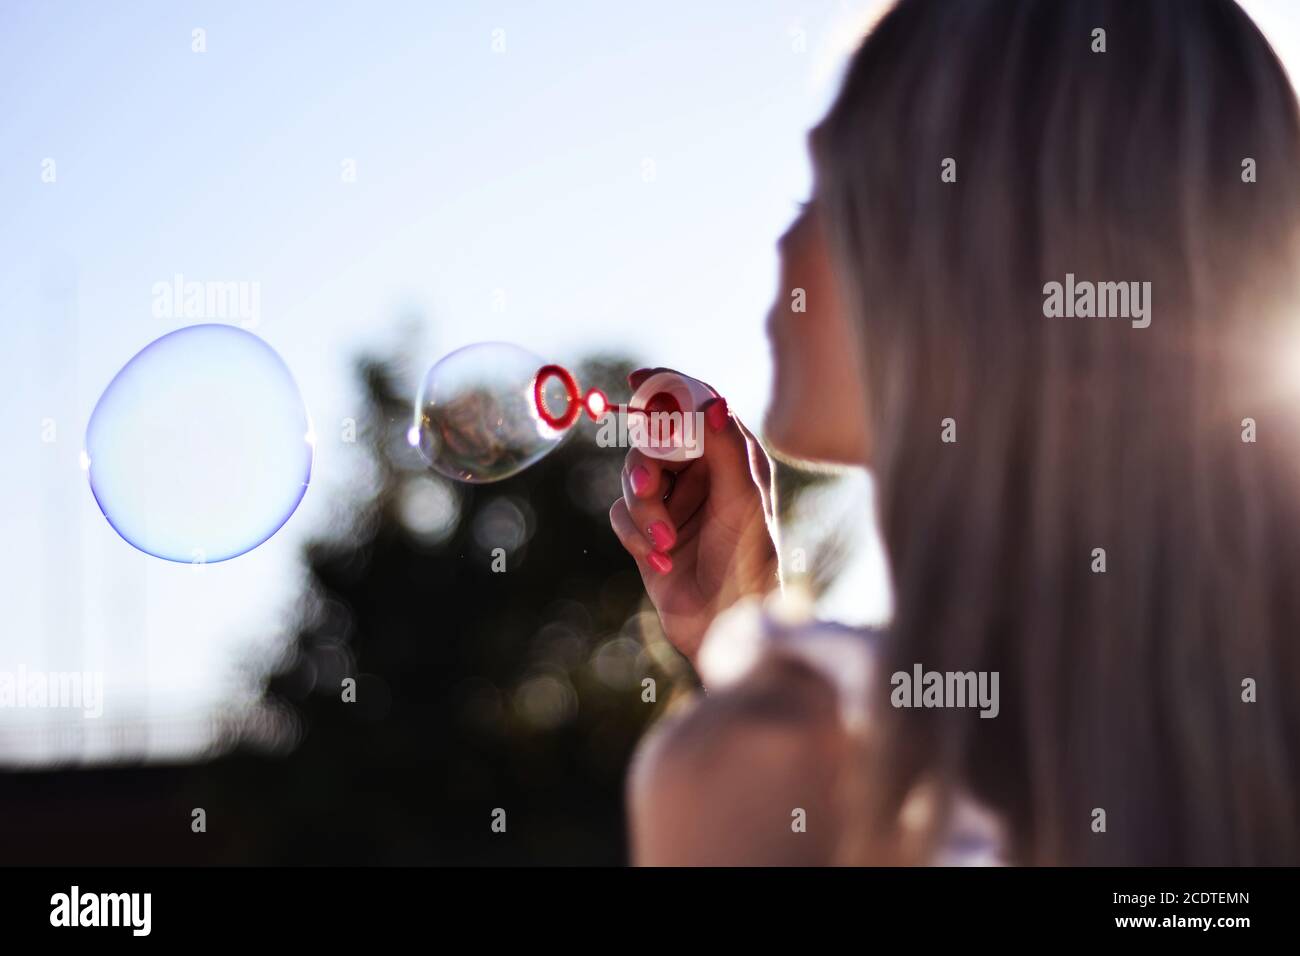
[609,0,1300,865]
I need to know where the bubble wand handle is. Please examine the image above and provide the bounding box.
[533,364,609,429]
[532,364,714,462]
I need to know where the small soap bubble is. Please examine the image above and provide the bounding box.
[84,324,313,562]
[415,342,568,483]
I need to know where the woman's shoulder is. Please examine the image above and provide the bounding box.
[628,593,1007,865]
[695,592,881,730]
[627,595,873,865]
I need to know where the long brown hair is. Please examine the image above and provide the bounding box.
[817,0,1300,864]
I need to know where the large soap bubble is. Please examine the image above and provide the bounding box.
[84,324,313,563]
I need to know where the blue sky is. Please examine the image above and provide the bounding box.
[0,0,893,763]
[2,0,1297,764]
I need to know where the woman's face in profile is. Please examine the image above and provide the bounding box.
[763,189,871,466]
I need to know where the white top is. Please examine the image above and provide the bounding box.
[696,592,1007,866]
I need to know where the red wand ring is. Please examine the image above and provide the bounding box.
[533,364,609,430]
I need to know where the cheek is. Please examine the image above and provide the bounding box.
[765,248,817,432]
[764,314,804,439]
[762,208,870,465]
[764,291,870,464]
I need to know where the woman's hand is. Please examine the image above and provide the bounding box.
[609,368,779,666]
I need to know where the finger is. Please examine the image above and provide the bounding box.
[625,443,706,530]
[627,366,719,396]
[610,499,673,574]
[623,448,666,500]
[622,457,678,553]
[627,367,657,390]
[624,392,754,529]
[609,498,651,559]
[734,417,772,488]
[733,416,775,519]
[665,459,708,528]
[695,396,763,502]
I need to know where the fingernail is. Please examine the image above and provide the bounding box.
[627,368,653,389]
[629,464,652,497]
[704,396,729,433]
[647,551,673,574]
[647,520,676,550]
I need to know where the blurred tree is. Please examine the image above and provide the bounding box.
[1,351,852,865]
[189,354,697,864]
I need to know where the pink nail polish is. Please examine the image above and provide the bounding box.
[705,396,729,433]
[629,464,652,497]
[647,551,673,574]
[647,520,675,550]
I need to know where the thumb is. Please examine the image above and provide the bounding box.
[695,396,765,503]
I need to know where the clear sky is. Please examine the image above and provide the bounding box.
[2,0,1297,764]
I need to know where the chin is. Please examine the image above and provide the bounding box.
[764,337,805,456]
[763,392,869,467]
[763,364,821,461]
[761,391,811,462]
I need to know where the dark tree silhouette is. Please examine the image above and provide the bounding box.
[0,350,842,866]
[186,354,696,865]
